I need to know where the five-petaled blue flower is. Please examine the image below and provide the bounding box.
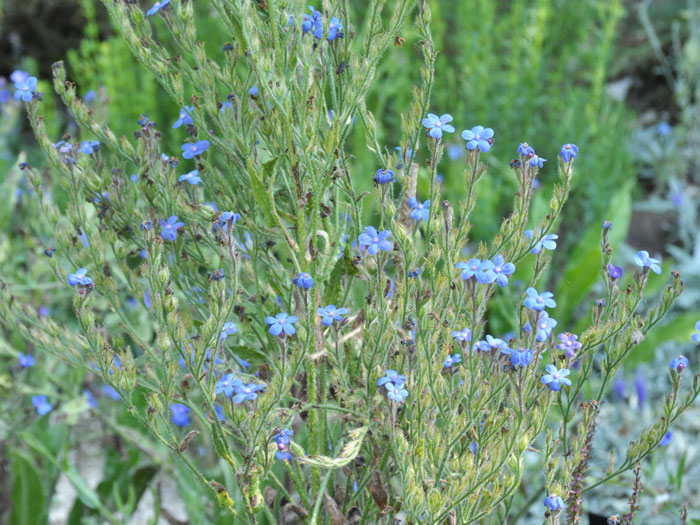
[422,113,455,139]
[510,348,533,367]
[670,355,689,372]
[374,168,395,184]
[533,312,557,342]
[265,312,298,337]
[385,382,408,403]
[173,106,194,128]
[78,140,100,155]
[529,155,546,168]
[215,374,242,398]
[485,335,506,352]
[181,140,210,159]
[318,305,349,326]
[170,403,190,426]
[408,198,430,221]
[14,76,37,102]
[328,17,344,41]
[692,321,700,343]
[146,0,170,16]
[517,142,535,156]
[358,226,392,255]
[634,250,662,275]
[220,321,238,340]
[543,494,565,511]
[294,272,314,289]
[491,254,516,287]
[524,287,556,311]
[377,369,406,387]
[31,395,53,415]
[541,364,572,391]
[451,327,472,342]
[178,169,201,185]
[160,216,184,241]
[18,352,35,368]
[248,85,259,97]
[607,264,623,280]
[443,354,462,368]
[461,126,494,152]
[560,143,578,162]
[456,258,490,282]
[67,268,93,287]
[233,383,264,403]
[524,230,558,254]
[556,332,582,357]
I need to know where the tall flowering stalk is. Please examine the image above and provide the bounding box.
[1,0,699,523]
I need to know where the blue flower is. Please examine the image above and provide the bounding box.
[385,382,408,403]
[374,168,395,184]
[170,403,190,426]
[421,113,455,139]
[451,327,472,342]
[510,348,533,367]
[517,142,535,156]
[220,321,238,341]
[602,220,612,230]
[67,268,93,286]
[215,405,226,421]
[248,85,259,97]
[293,272,314,289]
[529,155,546,168]
[14,76,37,102]
[101,385,121,400]
[447,144,464,160]
[461,126,494,152]
[543,494,565,511]
[377,370,406,387]
[634,250,662,275]
[216,374,242,398]
[534,312,557,341]
[178,169,202,185]
[635,368,647,406]
[217,211,241,230]
[524,230,558,254]
[541,364,572,391]
[659,431,672,446]
[607,264,623,280]
[556,333,582,357]
[692,320,700,343]
[456,258,488,281]
[11,70,30,83]
[524,287,556,311]
[317,305,349,326]
[18,352,35,368]
[408,198,430,221]
[657,122,672,136]
[31,395,53,415]
[160,216,184,241]
[443,354,462,368]
[485,335,506,352]
[302,7,323,37]
[327,17,344,41]
[265,312,298,337]
[181,140,210,159]
[560,143,578,162]
[78,140,100,155]
[173,106,194,128]
[233,383,264,403]
[670,355,689,372]
[274,428,293,461]
[146,0,170,16]
[491,254,516,287]
[358,226,392,255]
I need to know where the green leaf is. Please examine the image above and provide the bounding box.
[8,448,46,525]
[248,157,277,228]
[624,312,699,368]
[296,426,368,469]
[555,181,632,326]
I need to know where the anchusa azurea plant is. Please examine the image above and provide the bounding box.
[2,1,699,523]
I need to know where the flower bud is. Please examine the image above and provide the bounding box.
[158,267,170,284]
